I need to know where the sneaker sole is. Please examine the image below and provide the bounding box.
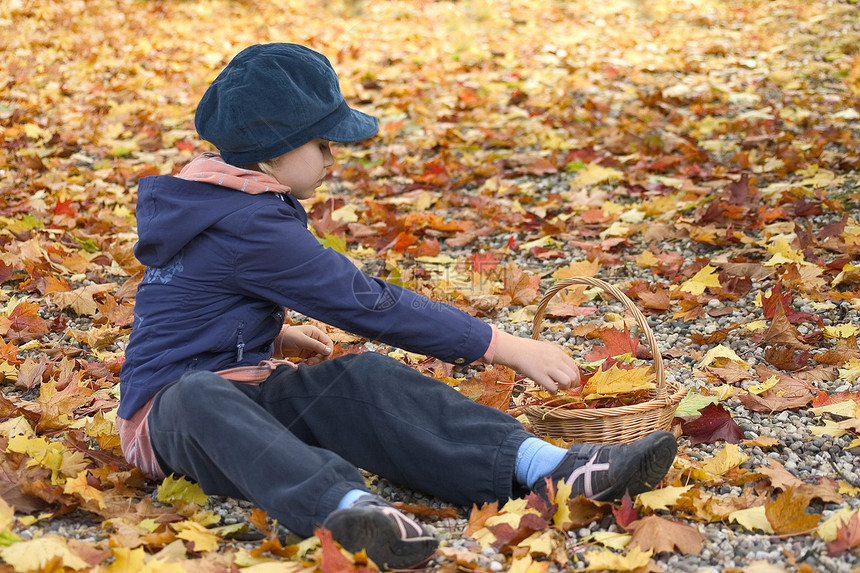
[593,430,678,502]
[324,508,437,570]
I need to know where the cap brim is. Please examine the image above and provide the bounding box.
[317,107,379,143]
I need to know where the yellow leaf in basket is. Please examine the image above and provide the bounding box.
[582,364,655,399]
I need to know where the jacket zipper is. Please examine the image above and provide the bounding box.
[236,322,245,362]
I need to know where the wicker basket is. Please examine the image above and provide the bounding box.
[521,276,686,444]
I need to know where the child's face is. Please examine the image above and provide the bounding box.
[270,138,334,199]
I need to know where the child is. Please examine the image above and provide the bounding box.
[118,43,677,570]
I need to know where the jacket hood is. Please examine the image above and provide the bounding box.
[133,175,283,267]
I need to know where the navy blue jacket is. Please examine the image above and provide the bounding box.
[118,176,492,418]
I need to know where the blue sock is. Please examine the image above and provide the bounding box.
[337,489,369,510]
[514,437,568,489]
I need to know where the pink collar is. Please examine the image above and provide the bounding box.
[178,153,290,195]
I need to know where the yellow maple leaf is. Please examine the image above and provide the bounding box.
[824,323,860,338]
[571,164,624,187]
[0,360,17,381]
[518,529,560,556]
[85,410,118,439]
[0,416,34,439]
[728,506,774,533]
[748,375,779,395]
[700,443,749,477]
[553,480,573,529]
[635,250,659,267]
[697,344,749,369]
[816,507,860,542]
[763,238,810,267]
[552,259,600,281]
[809,400,858,418]
[833,263,858,287]
[509,554,550,573]
[0,497,14,531]
[0,535,89,571]
[582,364,655,399]
[678,265,721,296]
[103,547,146,573]
[584,546,652,571]
[838,358,860,385]
[636,485,693,511]
[470,526,497,550]
[599,221,633,239]
[709,384,739,400]
[64,470,106,509]
[157,475,208,507]
[173,520,220,552]
[6,435,87,484]
[839,482,860,497]
[809,419,849,438]
[584,531,632,550]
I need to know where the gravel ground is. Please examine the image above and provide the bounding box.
[8,169,860,572]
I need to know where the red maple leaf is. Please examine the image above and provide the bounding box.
[585,328,643,362]
[53,199,76,217]
[612,492,639,530]
[470,251,501,274]
[1,301,49,344]
[762,284,821,325]
[828,513,860,555]
[680,403,744,445]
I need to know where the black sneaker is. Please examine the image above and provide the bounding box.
[533,431,678,502]
[322,495,438,570]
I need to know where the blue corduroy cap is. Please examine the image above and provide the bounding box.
[195,43,379,166]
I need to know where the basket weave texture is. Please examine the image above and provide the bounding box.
[522,277,687,444]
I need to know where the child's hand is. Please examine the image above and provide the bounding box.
[491,330,580,394]
[276,324,334,365]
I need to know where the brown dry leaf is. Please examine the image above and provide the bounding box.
[743,436,780,448]
[638,288,671,311]
[706,360,753,385]
[564,495,612,529]
[762,299,812,350]
[627,515,704,555]
[50,283,117,317]
[737,390,813,413]
[34,379,96,432]
[14,356,49,391]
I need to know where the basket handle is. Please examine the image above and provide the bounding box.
[531,276,666,397]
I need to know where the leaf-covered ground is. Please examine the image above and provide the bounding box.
[2,0,860,571]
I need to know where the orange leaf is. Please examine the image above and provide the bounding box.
[459,365,516,411]
[765,487,820,535]
[317,527,356,573]
[465,501,499,537]
[393,501,459,519]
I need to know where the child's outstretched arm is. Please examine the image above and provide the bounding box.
[491,330,580,394]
